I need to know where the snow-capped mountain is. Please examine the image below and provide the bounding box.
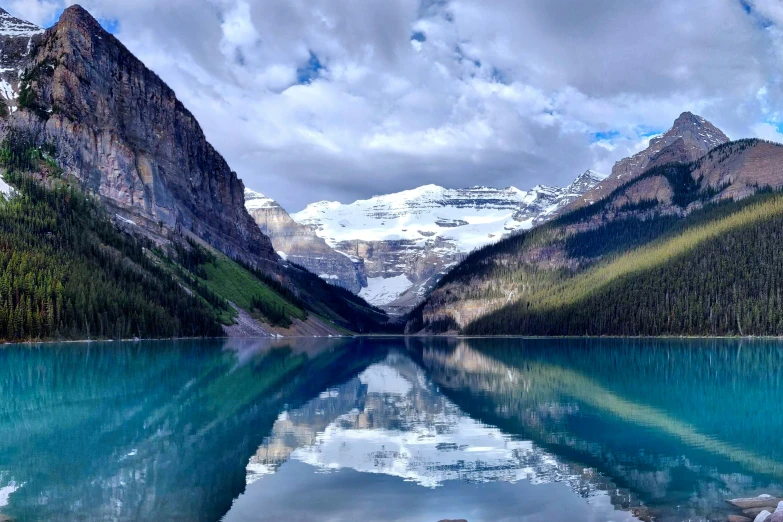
[0,9,44,111]
[283,170,605,311]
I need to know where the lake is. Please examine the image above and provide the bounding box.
[0,337,781,521]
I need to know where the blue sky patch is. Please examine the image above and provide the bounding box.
[636,126,664,138]
[297,52,324,84]
[411,31,426,42]
[593,130,621,142]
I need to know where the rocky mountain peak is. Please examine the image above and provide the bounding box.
[567,170,607,193]
[650,111,728,150]
[2,5,278,268]
[58,4,100,28]
[564,112,729,211]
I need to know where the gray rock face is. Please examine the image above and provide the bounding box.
[245,189,366,292]
[1,5,277,268]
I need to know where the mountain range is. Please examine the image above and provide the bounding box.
[246,169,606,312]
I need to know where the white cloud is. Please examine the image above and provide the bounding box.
[6,0,783,210]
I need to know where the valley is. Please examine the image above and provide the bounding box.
[247,170,606,313]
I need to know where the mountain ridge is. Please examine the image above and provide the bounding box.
[406,112,783,336]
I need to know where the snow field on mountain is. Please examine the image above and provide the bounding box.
[359,275,414,306]
[295,185,545,252]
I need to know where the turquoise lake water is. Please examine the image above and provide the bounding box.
[0,337,781,521]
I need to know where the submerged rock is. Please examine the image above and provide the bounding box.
[729,496,783,510]
[754,510,772,522]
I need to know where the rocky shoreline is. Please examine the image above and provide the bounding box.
[727,495,783,521]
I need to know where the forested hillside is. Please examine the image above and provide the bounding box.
[0,137,394,342]
[407,139,783,337]
[0,141,224,341]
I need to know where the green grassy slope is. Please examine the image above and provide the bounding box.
[160,239,395,334]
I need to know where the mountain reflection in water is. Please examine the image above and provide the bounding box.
[0,337,781,521]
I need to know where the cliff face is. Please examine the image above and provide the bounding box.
[2,5,277,267]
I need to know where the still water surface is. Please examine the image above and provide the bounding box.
[0,337,782,521]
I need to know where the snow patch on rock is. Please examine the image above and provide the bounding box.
[359,275,414,306]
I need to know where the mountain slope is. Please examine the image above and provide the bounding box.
[406,114,783,336]
[244,189,366,293]
[0,6,392,338]
[0,144,223,341]
[288,170,605,312]
[464,191,783,336]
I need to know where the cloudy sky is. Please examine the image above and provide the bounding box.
[5,0,783,210]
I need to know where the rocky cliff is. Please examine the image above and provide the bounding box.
[1,5,277,268]
[245,188,366,292]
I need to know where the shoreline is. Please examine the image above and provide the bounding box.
[4,332,783,347]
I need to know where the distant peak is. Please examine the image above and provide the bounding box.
[581,169,607,180]
[673,111,705,126]
[0,8,44,36]
[244,188,279,210]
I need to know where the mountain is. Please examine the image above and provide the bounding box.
[0,6,392,339]
[567,111,729,209]
[244,189,366,293]
[0,8,44,115]
[4,5,277,267]
[283,170,605,312]
[406,113,783,336]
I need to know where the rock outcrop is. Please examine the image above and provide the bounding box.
[1,5,277,268]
